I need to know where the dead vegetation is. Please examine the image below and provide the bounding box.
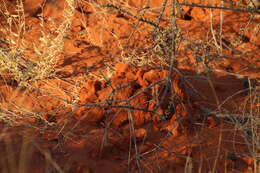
[0,0,259,172]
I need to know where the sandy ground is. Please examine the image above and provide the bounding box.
[0,0,259,173]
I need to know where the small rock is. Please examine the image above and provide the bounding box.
[134,128,147,140]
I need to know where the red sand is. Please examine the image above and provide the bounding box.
[0,0,259,172]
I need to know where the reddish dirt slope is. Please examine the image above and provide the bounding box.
[0,0,259,173]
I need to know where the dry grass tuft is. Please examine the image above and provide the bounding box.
[0,0,75,87]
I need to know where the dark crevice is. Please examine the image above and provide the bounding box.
[183,13,192,21]
[181,8,193,21]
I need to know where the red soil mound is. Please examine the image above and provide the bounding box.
[0,0,258,172]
